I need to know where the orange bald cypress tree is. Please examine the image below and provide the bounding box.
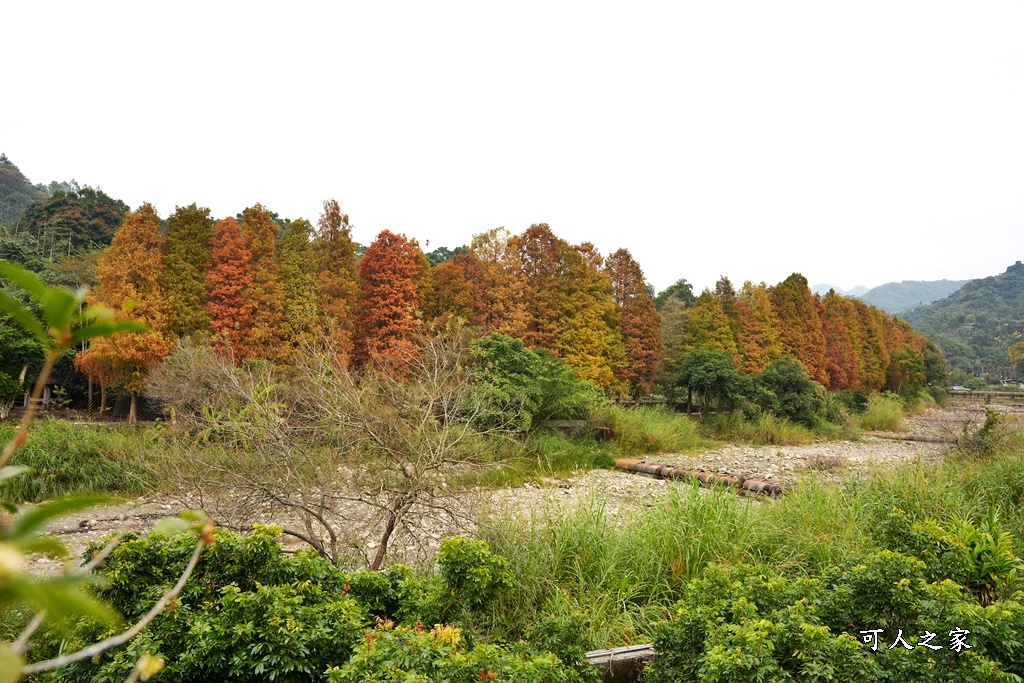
[735,282,782,373]
[821,291,863,390]
[313,199,361,360]
[240,204,287,361]
[852,299,888,391]
[356,230,421,367]
[768,273,829,385]
[511,224,568,350]
[75,203,171,422]
[427,253,487,326]
[605,248,664,395]
[469,227,529,338]
[205,218,252,360]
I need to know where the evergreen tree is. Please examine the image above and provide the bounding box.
[313,199,360,360]
[605,248,664,395]
[160,203,213,337]
[240,204,287,360]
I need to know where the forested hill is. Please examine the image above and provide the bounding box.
[857,279,969,314]
[0,154,47,227]
[903,261,1024,375]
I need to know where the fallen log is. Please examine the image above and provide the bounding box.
[613,458,785,496]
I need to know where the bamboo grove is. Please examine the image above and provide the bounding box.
[12,198,942,418]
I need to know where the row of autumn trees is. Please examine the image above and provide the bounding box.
[72,199,942,421]
[660,274,945,399]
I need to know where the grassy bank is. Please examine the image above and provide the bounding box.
[0,419,155,502]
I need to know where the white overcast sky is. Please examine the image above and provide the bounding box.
[3,1,1023,293]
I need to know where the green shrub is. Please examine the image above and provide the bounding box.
[648,555,1024,682]
[755,357,827,428]
[857,392,905,432]
[326,623,586,683]
[0,419,154,501]
[470,334,602,431]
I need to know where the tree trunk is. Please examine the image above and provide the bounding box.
[128,392,137,424]
[100,384,106,415]
[370,512,398,571]
[686,387,692,416]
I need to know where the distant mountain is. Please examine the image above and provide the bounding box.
[903,262,1024,374]
[811,283,869,297]
[858,279,970,315]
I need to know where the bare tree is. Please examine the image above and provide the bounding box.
[150,324,520,569]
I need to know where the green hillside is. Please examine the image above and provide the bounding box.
[0,154,47,227]
[858,278,969,314]
[903,261,1024,375]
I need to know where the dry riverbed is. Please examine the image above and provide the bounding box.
[27,405,1009,574]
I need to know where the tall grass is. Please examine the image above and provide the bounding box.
[698,412,814,445]
[605,405,716,455]
[856,392,905,431]
[0,419,155,501]
[478,432,1024,645]
[478,484,756,644]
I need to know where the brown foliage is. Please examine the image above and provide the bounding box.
[605,248,664,395]
[356,230,422,368]
[204,218,253,360]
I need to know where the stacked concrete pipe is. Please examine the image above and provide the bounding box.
[613,458,785,496]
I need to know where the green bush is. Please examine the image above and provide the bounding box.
[648,555,1024,682]
[857,392,905,432]
[326,623,586,683]
[755,357,828,428]
[0,419,154,501]
[470,334,602,431]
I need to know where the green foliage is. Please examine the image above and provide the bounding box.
[648,555,1024,682]
[326,623,584,683]
[755,357,827,427]
[858,278,969,315]
[437,537,514,613]
[857,392,906,432]
[965,378,988,391]
[654,278,695,311]
[904,261,1024,374]
[957,407,1005,457]
[470,333,602,430]
[677,349,748,412]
